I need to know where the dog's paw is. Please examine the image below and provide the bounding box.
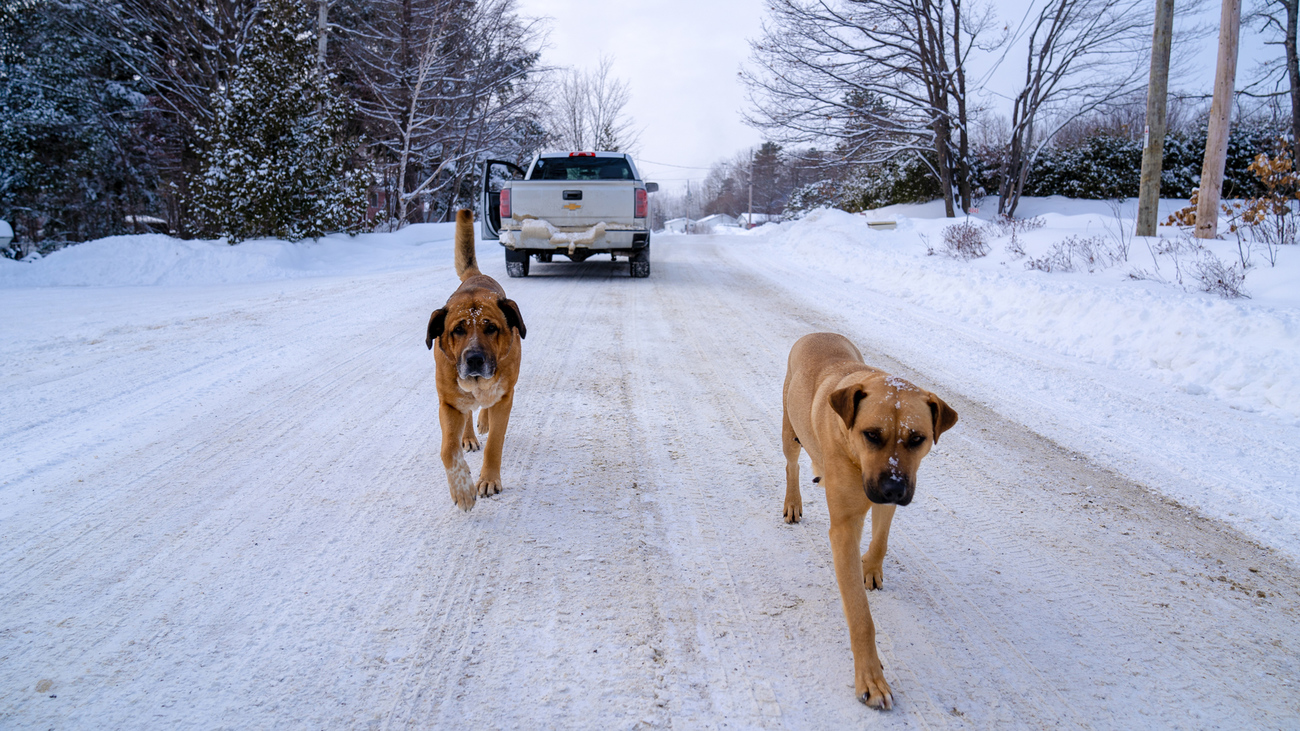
[476,474,503,497]
[446,454,476,512]
[461,433,481,452]
[856,665,893,710]
[862,558,885,590]
[783,499,802,524]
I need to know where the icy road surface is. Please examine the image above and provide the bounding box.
[2,235,1298,729]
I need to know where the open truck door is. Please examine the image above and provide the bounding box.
[480,159,526,240]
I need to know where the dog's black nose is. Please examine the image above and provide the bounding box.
[879,475,908,503]
[465,352,485,371]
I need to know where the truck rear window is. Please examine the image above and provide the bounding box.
[530,157,634,181]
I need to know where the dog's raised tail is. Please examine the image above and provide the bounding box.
[454,209,481,281]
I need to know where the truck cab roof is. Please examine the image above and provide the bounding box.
[526,152,641,182]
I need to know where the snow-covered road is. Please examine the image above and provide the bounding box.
[3,235,1298,728]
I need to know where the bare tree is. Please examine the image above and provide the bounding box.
[587,57,638,151]
[340,0,545,225]
[996,0,1157,217]
[548,56,639,152]
[1243,0,1300,162]
[743,0,1002,217]
[87,0,259,128]
[553,68,591,150]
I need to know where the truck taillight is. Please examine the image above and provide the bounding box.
[499,188,511,219]
[635,188,648,219]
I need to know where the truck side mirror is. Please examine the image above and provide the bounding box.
[644,182,659,193]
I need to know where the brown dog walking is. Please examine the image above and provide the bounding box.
[426,210,526,511]
[781,332,958,709]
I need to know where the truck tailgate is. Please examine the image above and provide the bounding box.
[508,181,637,227]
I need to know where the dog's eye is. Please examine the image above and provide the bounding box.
[483,322,499,335]
[452,323,467,336]
[863,430,884,447]
[906,433,927,448]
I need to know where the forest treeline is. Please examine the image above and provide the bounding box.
[1,0,556,252]
[665,109,1287,224]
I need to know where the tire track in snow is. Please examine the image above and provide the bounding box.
[624,265,783,727]
[0,327,412,590]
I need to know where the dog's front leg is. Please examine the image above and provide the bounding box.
[476,390,513,497]
[828,491,893,710]
[862,502,897,590]
[439,403,476,511]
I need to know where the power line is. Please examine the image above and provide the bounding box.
[637,158,715,171]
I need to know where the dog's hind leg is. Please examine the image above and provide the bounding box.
[477,407,491,435]
[782,405,803,523]
[862,503,897,590]
[461,410,482,452]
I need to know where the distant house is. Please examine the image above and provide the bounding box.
[737,212,777,228]
[697,213,739,231]
[366,187,389,224]
[663,217,695,234]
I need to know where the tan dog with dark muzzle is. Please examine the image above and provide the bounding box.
[426,210,526,511]
[781,332,958,709]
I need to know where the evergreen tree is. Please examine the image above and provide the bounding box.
[752,142,784,214]
[0,0,157,255]
[188,0,367,243]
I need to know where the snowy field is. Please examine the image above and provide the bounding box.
[2,201,1298,728]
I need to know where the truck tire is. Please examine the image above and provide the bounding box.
[630,244,650,278]
[504,248,530,278]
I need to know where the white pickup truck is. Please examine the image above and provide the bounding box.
[479,152,659,278]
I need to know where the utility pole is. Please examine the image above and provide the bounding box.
[747,148,754,229]
[685,180,694,232]
[1136,0,1176,236]
[1195,0,1243,239]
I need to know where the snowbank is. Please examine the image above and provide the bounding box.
[754,206,1300,423]
[0,223,456,288]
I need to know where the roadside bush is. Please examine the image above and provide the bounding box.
[941,220,990,259]
[1025,134,1142,199]
[985,214,1045,258]
[1194,254,1250,298]
[1010,122,1281,202]
[1026,235,1121,273]
[1227,141,1300,266]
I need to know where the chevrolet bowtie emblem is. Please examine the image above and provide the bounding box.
[562,203,582,211]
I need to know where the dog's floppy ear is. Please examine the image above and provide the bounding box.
[928,394,959,444]
[497,297,526,339]
[829,386,866,429]
[426,309,447,350]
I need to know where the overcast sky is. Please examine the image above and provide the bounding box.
[514,0,766,192]
[516,0,1272,194]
